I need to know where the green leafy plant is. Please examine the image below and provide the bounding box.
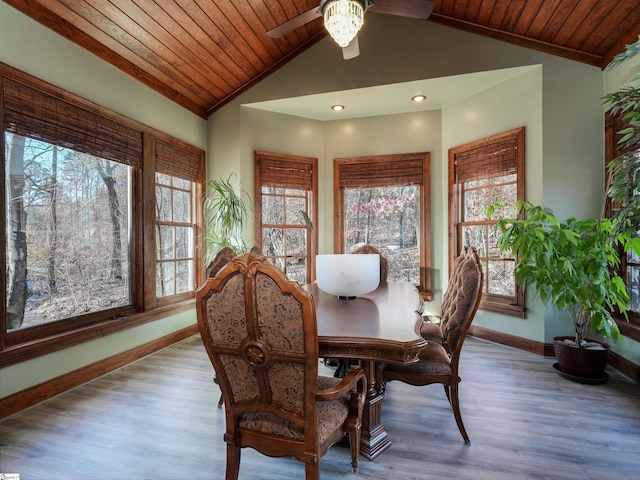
[489,37,640,348]
[603,35,640,241]
[490,201,631,346]
[204,174,250,262]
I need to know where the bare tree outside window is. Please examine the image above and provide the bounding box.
[344,185,420,284]
[460,175,517,298]
[1,65,205,366]
[4,133,131,331]
[334,153,432,299]
[255,151,318,285]
[260,186,310,284]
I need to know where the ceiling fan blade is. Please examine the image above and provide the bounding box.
[367,0,434,19]
[342,36,360,60]
[267,6,322,38]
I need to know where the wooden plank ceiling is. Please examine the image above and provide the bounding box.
[5,0,640,119]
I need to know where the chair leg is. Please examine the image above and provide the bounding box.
[225,444,241,480]
[449,381,470,444]
[349,429,361,472]
[304,457,321,480]
[442,384,451,404]
[214,376,224,407]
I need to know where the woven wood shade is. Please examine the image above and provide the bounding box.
[338,157,424,189]
[3,78,142,167]
[155,139,201,182]
[454,137,518,183]
[258,157,313,190]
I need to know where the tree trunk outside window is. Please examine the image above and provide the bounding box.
[6,134,28,330]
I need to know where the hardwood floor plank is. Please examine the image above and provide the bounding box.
[1,335,639,480]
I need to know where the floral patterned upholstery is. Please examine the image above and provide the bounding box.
[382,246,482,444]
[196,253,367,479]
[239,378,350,443]
[419,247,483,352]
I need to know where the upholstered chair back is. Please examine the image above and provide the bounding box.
[439,246,483,355]
[205,246,236,279]
[200,253,316,433]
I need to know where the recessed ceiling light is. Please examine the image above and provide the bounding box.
[331,104,345,111]
[412,95,427,103]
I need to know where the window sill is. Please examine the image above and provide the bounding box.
[0,300,195,368]
[616,316,640,343]
[479,298,526,318]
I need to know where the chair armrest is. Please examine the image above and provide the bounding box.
[317,369,367,401]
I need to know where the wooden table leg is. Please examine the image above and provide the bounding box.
[359,360,391,460]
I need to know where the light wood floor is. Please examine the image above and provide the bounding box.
[1,335,639,480]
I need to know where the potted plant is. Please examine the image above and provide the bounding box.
[203,173,250,263]
[489,38,640,381]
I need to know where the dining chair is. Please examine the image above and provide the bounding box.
[196,252,368,480]
[205,246,237,279]
[204,246,238,407]
[353,244,388,282]
[207,246,265,407]
[380,246,483,444]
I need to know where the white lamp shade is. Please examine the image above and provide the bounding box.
[316,254,380,298]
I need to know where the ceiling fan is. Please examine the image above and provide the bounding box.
[267,0,435,60]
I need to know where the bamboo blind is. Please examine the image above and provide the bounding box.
[155,139,201,182]
[258,157,313,190]
[338,157,424,189]
[454,136,518,183]
[3,78,142,167]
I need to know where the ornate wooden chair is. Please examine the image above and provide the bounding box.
[207,246,263,406]
[204,246,238,407]
[205,246,237,279]
[196,252,367,479]
[380,246,483,444]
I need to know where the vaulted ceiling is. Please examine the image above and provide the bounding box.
[5,0,640,119]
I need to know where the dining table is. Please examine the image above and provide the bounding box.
[302,281,427,460]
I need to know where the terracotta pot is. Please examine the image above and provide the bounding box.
[553,336,610,378]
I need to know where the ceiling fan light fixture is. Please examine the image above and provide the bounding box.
[323,0,365,48]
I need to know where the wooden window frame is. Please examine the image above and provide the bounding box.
[0,63,205,367]
[254,150,318,283]
[605,112,640,342]
[449,127,526,317]
[333,152,432,300]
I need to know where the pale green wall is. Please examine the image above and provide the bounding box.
[442,66,545,341]
[0,2,207,398]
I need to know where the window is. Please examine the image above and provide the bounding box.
[449,127,525,317]
[605,113,640,339]
[334,153,432,300]
[1,64,204,364]
[154,140,201,304]
[254,151,318,284]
